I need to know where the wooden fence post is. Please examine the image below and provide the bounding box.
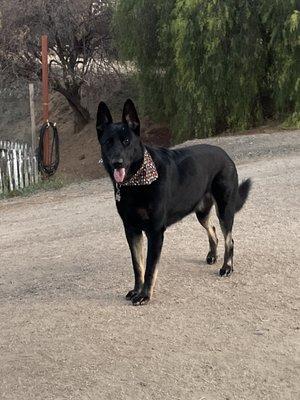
[0,139,39,193]
[7,153,13,192]
[29,83,36,151]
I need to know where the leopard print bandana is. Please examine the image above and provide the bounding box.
[115,149,158,201]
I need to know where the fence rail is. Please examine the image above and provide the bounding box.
[0,140,39,194]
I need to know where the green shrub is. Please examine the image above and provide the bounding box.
[113,0,299,142]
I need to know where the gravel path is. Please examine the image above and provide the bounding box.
[0,130,299,400]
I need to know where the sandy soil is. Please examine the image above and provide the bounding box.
[0,130,299,400]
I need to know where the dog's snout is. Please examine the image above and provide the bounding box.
[112,158,124,169]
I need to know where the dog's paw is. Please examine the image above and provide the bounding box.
[219,265,233,277]
[125,290,139,300]
[206,251,217,265]
[131,293,150,306]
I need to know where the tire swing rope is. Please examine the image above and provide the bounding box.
[38,121,59,176]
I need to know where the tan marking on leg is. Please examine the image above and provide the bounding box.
[148,268,159,298]
[201,213,218,249]
[132,234,145,278]
[225,231,233,247]
[213,198,220,219]
[223,231,234,268]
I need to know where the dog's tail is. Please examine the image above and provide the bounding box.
[235,178,252,213]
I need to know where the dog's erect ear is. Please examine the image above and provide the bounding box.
[96,101,113,138]
[122,99,140,136]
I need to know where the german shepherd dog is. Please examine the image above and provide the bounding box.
[96,99,251,305]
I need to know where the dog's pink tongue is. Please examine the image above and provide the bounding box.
[114,168,126,183]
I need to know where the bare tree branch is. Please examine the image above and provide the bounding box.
[0,0,115,132]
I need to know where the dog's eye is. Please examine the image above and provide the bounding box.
[123,138,130,146]
[104,138,113,146]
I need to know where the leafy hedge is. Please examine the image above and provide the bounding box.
[113,0,299,142]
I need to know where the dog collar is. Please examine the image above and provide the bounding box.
[115,149,158,201]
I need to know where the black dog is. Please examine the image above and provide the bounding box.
[96,99,251,305]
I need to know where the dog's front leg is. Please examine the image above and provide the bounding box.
[124,225,145,300]
[131,229,164,306]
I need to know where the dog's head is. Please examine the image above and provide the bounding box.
[96,99,143,183]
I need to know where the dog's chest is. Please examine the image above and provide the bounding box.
[117,200,152,227]
[115,187,156,228]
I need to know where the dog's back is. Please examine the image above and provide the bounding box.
[147,144,239,226]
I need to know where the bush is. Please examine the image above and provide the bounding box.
[113,0,299,142]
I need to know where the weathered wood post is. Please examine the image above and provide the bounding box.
[29,83,36,152]
[41,35,50,167]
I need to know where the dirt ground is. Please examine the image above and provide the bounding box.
[0,130,299,400]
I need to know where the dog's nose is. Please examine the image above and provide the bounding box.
[112,158,124,169]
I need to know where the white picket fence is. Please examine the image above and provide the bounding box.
[0,140,39,194]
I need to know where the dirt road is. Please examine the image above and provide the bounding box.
[0,130,299,400]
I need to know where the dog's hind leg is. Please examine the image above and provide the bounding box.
[196,195,218,265]
[212,174,237,276]
[220,225,234,277]
[124,226,145,300]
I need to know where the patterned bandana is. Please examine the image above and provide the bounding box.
[115,149,158,201]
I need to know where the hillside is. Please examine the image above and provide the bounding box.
[0,87,288,181]
[0,88,171,180]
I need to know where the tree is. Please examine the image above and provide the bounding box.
[114,0,299,142]
[0,0,114,132]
